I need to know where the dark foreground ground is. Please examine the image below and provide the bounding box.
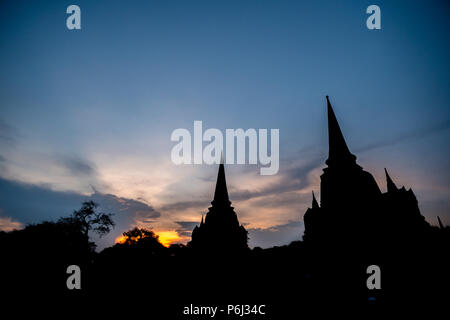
[1,231,448,318]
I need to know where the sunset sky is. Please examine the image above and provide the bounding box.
[0,0,449,249]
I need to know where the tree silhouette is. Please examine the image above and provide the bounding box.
[59,200,114,239]
[119,227,165,250]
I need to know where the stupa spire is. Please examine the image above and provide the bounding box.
[325,96,356,166]
[212,161,231,206]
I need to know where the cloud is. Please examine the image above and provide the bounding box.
[0,215,23,232]
[0,121,106,195]
[0,177,87,223]
[0,119,19,147]
[232,157,322,202]
[0,120,20,176]
[57,155,97,176]
[174,221,199,238]
[0,177,160,250]
[355,120,450,153]
[0,150,104,195]
[248,191,312,210]
[159,200,207,213]
[140,156,321,248]
[89,192,161,249]
[161,156,321,248]
[159,154,324,216]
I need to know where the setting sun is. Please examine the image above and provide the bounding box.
[114,230,182,247]
[115,235,127,244]
[155,231,181,247]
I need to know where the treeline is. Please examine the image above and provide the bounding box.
[1,201,449,313]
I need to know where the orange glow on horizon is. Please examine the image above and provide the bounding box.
[114,230,182,247]
[156,231,181,247]
[115,235,127,244]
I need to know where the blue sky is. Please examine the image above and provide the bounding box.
[0,0,449,249]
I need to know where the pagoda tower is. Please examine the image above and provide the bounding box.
[303,96,430,249]
[304,97,384,247]
[190,161,248,252]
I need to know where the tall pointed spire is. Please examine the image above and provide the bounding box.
[325,96,356,166]
[190,155,248,251]
[212,161,231,206]
[384,168,398,193]
[312,191,319,209]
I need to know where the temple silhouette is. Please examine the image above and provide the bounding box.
[188,96,434,256]
[1,96,447,311]
[303,96,430,254]
[189,159,248,252]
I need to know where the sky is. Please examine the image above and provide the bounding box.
[0,0,449,249]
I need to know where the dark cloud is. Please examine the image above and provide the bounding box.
[54,155,110,193]
[0,177,87,223]
[174,221,199,237]
[230,156,323,203]
[57,155,97,176]
[159,200,207,213]
[0,177,160,250]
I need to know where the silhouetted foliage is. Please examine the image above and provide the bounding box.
[59,200,115,239]
[117,227,165,250]
[0,201,116,294]
[1,97,449,314]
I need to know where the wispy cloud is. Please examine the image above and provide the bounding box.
[0,119,19,147]
[0,214,23,232]
[57,155,97,176]
[159,200,207,213]
[355,120,450,153]
[174,221,199,238]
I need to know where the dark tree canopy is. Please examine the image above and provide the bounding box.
[118,227,165,250]
[59,200,115,238]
